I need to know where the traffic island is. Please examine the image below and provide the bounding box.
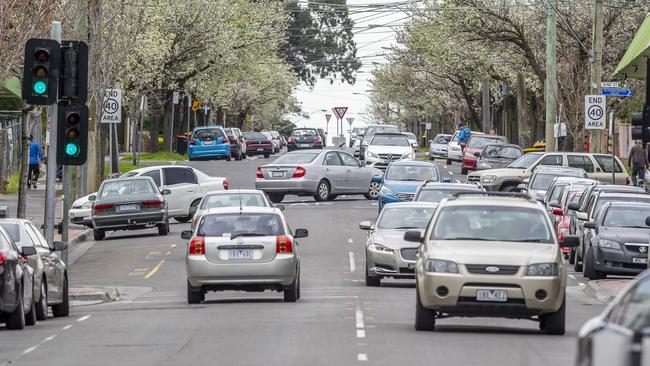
[70,286,122,303]
[585,279,632,303]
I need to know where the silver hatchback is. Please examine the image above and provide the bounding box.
[183,207,308,303]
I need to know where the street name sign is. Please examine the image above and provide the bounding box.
[601,88,632,97]
[101,88,121,124]
[585,95,606,130]
[601,82,619,88]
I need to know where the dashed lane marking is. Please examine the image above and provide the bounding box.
[62,325,72,330]
[355,306,364,329]
[349,252,356,273]
[579,283,586,287]
[569,274,576,279]
[348,238,354,244]
[77,315,91,322]
[356,329,366,338]
[358,354,368,361]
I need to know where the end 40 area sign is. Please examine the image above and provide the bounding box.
[584,95,606,130]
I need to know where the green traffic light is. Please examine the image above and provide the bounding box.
[33,80,47,95]
[65,142,79,157]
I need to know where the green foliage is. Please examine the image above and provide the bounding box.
[122,152,186,162]
[5,174,20,194]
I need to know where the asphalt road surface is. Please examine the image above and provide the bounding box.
[0,151,606,366]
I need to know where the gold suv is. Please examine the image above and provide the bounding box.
[404,192,579,335]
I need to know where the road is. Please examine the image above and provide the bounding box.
[0,151,606,366]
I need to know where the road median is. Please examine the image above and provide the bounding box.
[584,278,632,303]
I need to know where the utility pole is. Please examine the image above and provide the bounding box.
[545,0,558,153]
[589,0,605,153]
[44,21,61,244]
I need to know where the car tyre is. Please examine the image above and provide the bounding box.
[502,185,519,192]
[415,288,435,331]
[176,200,201,224]
[461,167,468,175]
[284,277,299,303]
[365,181,380,200]
[35,279,48,321]
[446,158,452,165]
[314,180,330,201]
[568,247,576,265]
[583,246,605,280]
[540,296,565,335]
[93,229,105,241]
[187,281,204,304]
[25,288,37,326]
[365,268,380,287]
[6,290,25,330]
[158,221,169,236]
[52,275,69,317]
[574,249,583,272]
[264,153,270,158]
[268,194,285,204]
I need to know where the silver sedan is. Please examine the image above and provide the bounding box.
[191,189,272,230]
[255,150,383,203]
[183,206,308,303]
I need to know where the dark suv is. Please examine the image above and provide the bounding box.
[225,128,245,161]
[287,128,323,151]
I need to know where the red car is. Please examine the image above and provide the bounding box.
[461,134,507,174]
[552,191,583,257]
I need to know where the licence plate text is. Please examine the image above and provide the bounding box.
[228,249,254,260]
[476,289,507,302]
[633,257,647,264]
[117,204,139,212]
[272,171,285,177]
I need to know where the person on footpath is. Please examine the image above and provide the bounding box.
[628,141,648,186]
[27,135,44,189]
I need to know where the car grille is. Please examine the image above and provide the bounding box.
[395,192,414,200]
[378,153,401,161]
[465,264,520,275]
[400,248,418,261]
[625,243,649,254]
[467,176,481,183]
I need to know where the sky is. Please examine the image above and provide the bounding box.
[289,1,409,142]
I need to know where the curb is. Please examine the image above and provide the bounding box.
[69,228,92,245]
[69,286,121,303]
[584,279,630,303]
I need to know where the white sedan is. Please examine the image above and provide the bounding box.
[191,189,273,230]
[69,165,228,226]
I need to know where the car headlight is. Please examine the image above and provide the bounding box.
[81,201,93,209]
[481,175,497,183]
[401,152,414,159]
[424,259,458,273]
[478,162,492,169]
[380,186,393,196]
[526,263,558,276]
[598,239,621,250]
[366,150,378,158]
[368,243,394,253]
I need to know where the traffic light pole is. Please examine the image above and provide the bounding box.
[44,21,61,245]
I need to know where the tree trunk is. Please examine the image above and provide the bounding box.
[162,90,173,152]
[516,72,527,146]
[17,109,31,218]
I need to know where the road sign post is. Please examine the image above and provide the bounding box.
[170,91,179,152]
[346,117,355,148]
[332,107,348,148]
[101,89,122,176]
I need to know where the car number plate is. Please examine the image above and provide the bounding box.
[228,249,253,260]
[116,204,139,212]
[203,140,214,145]
[633,257,647,264]
[476,289,507,302]
[257,148,264,151]
[272,171,285,177]
[300,144,310,147]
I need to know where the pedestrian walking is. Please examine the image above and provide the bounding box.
[458,122,471,153]
[27,135,44,189]
[628,141,648,186]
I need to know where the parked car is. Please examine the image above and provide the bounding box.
[224,127,245,161]
[377,161,442,211]
[359,202,437,286]
[188,126,231,161]
[350,127,364,147]
[461,134,508,174]
[519,166,587,202]
[414,182,483,203]
[69,166,227,226]
[243,132,273,158]
[403,132,419,148]
[467,152,630,191]
[0,225,37,329]
[0,219,69,320]
[364,133,414,171]
[544,177,597,211]
[279,135,287,148]
[287,128,323,151]
[271,131,283,151]
[182,206,308,303]
[317,129,327,147]
[255,150,382,203]
[406,192,579,334]
[447,131,485,165]
[263,131,280,154]
[191,189,272,230]
[550,188,585,258]
[91,177,171,240]
[429,134,452,160]
[359,124,401,161]
[476,143,523,170]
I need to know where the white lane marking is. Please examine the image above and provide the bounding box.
[444,166,448,169]
[348,238,353,244]
[62,325,72,330]
[349,252,356,272]
[77,315,91,322]
[22,346,37,355]
[579,283,586,287]
[355,306,365,329]
[44,335,56,342]
[358,353,368,361]
[569,274,576,279]
[455,179,461,183]
[356,329,366,338]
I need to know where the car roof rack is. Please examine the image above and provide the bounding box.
[448,191,535,201]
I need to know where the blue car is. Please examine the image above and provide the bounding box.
[188,126,231,161]
[378,161,445,212]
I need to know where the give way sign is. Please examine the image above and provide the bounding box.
[332,107,348,120]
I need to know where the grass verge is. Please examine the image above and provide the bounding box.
[121,151,186,162]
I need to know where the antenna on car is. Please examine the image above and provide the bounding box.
[238,189,243,214]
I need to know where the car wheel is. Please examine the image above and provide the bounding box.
[365,181,380,200]
[446,158,452,165]
[314,180,330,201]
[187,281,204,304]
[365,268,380,287]
[242,152,247,160]
[461,167,468,175]
[25,287,37,326]
[52,275,70,317]
[283,277,299,303]
[226,154,232,162]
[264,153,270,158]
[235,150,242,161]
[574,249,583,272]
[568,247,576,265]
[502,185,519,192]
[540,295,565,335]
[268,194,285,204]
[583,246,605,280]
[158,222,169,236]
[188,155,194,161]
[328,194,338,201]
[6,289,25,330]
[414,288,435,331]
[93,229,105,241]
[35,278,48,321]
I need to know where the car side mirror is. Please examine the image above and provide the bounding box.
[181,230,193,240]
[577,212,589,221]
[294,228,309,238]
[584,221,597,230]
[371,175,382,183]
[404,230,424,243]
[552,208,563,216]
[646,216,650,226]
[549,200,560,208]
[88,195,96,201]
[517,184,527,192]
[52,241,67,251]
[568,202,579,211]
[560,235,580,248]
[275,204,285,211]
[161,189,171,195]
[473,152,480,157]
[21,246,37,256]
[360,160,366,167]
[359,221,373,230]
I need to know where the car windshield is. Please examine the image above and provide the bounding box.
[595,196,650,218]
[99,179,155,198]
[273,153,319,164]
[386,165,438,181]
[243,132,267,140]
[548,183,568,202]
[431,206,553,243]
[416,188,479,203]
[193,128,223,139]
[293,129,317,137]
[483,146,522,159]
[198,213,284,237]
[433,135,451,144]
[603,207,650,228]
[377,207,435,229]
[403,133,416,140]
[507,153,542,169]
[369,126,399,135]
[201,193,267,209]
[564,192,582,211]
[469,137,504,149]
[370,135,410,146]
[0,223,20,242]
[530,174,569,190]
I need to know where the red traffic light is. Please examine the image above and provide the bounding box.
[66,112,80,125]
[34,49,50,62]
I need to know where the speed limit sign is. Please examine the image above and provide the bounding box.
[101,89,122,124]
[584,95,606,129]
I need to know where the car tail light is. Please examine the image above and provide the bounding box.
[626,177,631,185]
[292,166,306,178]
[231,137,238,143]
[276,235,293,253]
[223,180,229,190]
[315,135,322,144]
[189,236,205,255]
[189,139,196,146]
[0,251,7,265]
[256,167,264,179]
[142,200,164,209]
[92,203,113,214]
[288,136,295,144]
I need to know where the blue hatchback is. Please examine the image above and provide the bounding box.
[378,161,444,211]
[188,126,231,161]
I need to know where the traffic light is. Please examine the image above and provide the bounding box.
[22,38,60,105]
[56,105,88,165]
[631,107,650,143]
[59,40,89,105]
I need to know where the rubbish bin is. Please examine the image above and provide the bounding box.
[176,135,188,155]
